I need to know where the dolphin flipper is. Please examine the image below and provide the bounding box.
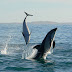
[53,41,55,48]
[33,45,41,49]
[22,32,25,37]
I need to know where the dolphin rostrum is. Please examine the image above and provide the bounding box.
[22,12,33,45]
[27,28,57,60]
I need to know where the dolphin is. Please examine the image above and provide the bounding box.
[22,12,33,45]
[27,28,57,60]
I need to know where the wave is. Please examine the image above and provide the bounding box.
[5,67,33,71]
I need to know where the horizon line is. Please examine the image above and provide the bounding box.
[0,21,72,24]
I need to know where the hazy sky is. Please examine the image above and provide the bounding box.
[0,0,72,23]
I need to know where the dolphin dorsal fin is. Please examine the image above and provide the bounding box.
[33,45,40,50]
[53,41,55,48]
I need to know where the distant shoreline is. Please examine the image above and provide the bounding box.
[0,21,72,24]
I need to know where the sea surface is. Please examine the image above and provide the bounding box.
[0,23,72,72]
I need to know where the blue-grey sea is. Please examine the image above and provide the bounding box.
[0,23,72,72]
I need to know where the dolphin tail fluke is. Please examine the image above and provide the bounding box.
[24,12,33,16]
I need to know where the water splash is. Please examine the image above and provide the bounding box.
[1,36,11,55]
[22,45,33,59]
[48,49,53,54]
[22,49,27,59]
[1,43,7,54]
[22,45,29,59]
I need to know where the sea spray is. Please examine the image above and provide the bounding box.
[1,36,11,55]
[22,45,34,59]
[22,45,28,59]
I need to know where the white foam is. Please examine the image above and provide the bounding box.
[1,36,11,55]
[26,49,38,59]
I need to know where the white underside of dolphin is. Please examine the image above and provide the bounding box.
[27,28,57,60]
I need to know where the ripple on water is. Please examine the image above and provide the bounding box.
[5,67,33,71]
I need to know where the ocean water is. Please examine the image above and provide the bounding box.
[0,23,72,72]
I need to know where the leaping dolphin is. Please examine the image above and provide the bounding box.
[22,12,33,45]
[27,28,57,60]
